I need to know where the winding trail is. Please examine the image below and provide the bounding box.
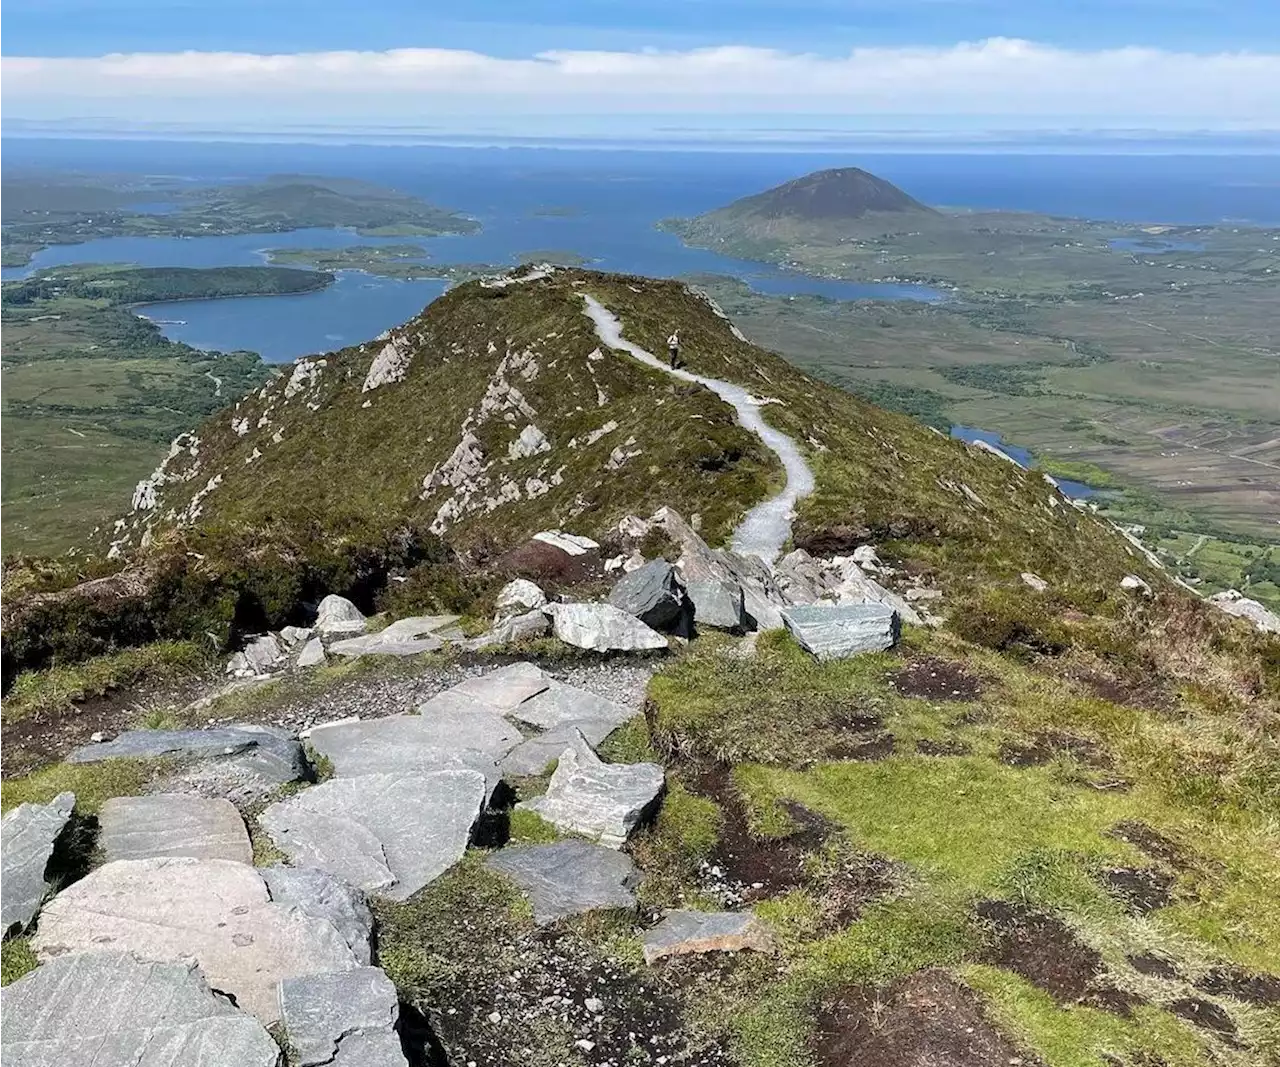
[583,294,815,563]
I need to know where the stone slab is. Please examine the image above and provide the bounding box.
[66,726,306,786]
[297,635,327,668]
[499,719,623,778]
[486,840,641,925]
[31,857,359,1026]
[0,791,74,934]
[0,952,280,1067]
[509,681,632,733]
[262,864,374,966]
[781,603,900,660]
[260,770,485,900]
[328,632,443,658]
[280,966,405,1067]
[436,661,550,712]
[641,909,774,964]
[544,602,668,652]
[99,794,252,865]
[682,578,746,631]
[520,731,664,848]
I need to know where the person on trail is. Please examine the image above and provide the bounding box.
[667,330,680,369]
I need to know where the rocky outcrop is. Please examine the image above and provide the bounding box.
[544,602,669,652]
[781,603,900,660]
[1208,589,1280,633]
[520,731,664,847]
[0,791,75,934]
[0,952,280,1067]
[486,840,642,924]
[608,559,688,631]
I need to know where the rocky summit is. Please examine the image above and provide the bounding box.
[2,265,1277,1067]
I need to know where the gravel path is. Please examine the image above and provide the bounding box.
[583,294,814,563]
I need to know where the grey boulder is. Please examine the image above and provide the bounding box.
[0,791,74,934]
[642,909,774,964]
[297,634,327,667]
[466,608,552,649]
[0,952,280,1067]
[260,770,486,899]
[315,594,366,635]
[486,839,642,924]
[544,602,668,652]
[683,576,747,631]
[227,634,285,677]
[66,725,306,786]
[781,603,900,660]
[495,578,547,617]
[31,857,359,1025]
[280,966,406,1067]
[608,559,686,630]
[262,864,374,965]
[520,731,664,847]
[98,794,252,865]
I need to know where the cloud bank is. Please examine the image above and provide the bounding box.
[4,40,1277,134]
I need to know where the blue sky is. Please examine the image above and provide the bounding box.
[6,0,1278,56]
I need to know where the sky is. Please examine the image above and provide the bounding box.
[3,1,1279,145]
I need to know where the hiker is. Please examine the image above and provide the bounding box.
[667,330,680,369]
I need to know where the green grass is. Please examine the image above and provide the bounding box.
[507,807,562,844]
[0,758,162,814]
[628,782,723,908]
[2,640,209,724]
[0,937,38,986]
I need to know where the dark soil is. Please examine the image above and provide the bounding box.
[975,900,1133,1013]
[999,731,1111,770]
[1167,997,1239,1042]
[1195,965,1280,1005]
[915,738,973,757]
[1098,866,1176,914]
[812,968,1043,1067]
[1066,664,1175,712]
[822,708,895,762]
[825,733,896,761]
[892,657,984,701]
[1128,953,1181,981]
[494,539,606,589]
[1109,821,1193,872]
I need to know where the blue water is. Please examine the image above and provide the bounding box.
[1108,237,1205,253]
[950,426,1099,499]
[4,141,1277,361]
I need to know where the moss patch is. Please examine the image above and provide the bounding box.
[0,757,163,814]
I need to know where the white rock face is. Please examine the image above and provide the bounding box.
[259,770,486,900]
[31,857,360,1025]
[1208,589,1280,633]
[0,952,281,1067]
[315,594,367,635]
[509,423,552,460]
[495,579,548,617]
[285,358,326,399]
[521,731,664,848]
[1021,572,1050,592]
[544,602,669,652]
[362,338,412,392]
[533,530,600,556]
[1120,574,1153,595]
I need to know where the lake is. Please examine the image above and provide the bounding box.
[950,426,1099,499]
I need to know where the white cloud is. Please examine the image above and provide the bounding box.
[4,40,1277,129]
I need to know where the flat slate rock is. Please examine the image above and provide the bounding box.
[486,839,641,925]
[500,718,625,778]
[544,602,669,652]
[443,661,550,711]
[328,632,443,658]
[66,725,306,786]
[281,966,406,1067]
[608,559,686,630]
[683,577,747,631]
[781,602,900,660]
[263,864,374,965]
[520,731,664,848]
[642,909,774,964]
[99,794,252,865]
[31,857,358,1026]
[510,680,633,732]
[0,952,280,1067]
[260,770,486,900]
[297,635,327,668]
[0,791,74,934]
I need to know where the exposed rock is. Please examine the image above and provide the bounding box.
[608,559,687,630]
[532,530,599,556]
[781,603,900,660]
[486,840,642,924]
[466,607,552,649]
[1208,589,1280,633]
[544,602,669,652]
[828,558,923,626]
[279,625,315,651]
[0,952,280,1067]
[682,575,747,630]
[1,791,74,934]
[521,731,664,847]
[510,680,632,733]
[297,635,327,668]
[67,725,306,787]
[1121,574,1153,595]
[262,865,373,966]
[1021,572,1049,592]
[509,423,552,460]
[260,770,486,899]
[226,634,285,678]
[441,661,550,712]
[500,720,626,777]
[315,594,367,635]
[31,857,359,1025]
[280,966,407,1067]
[852,545,881,571]
[642,909,774,964]
[328,630,443,658]
[495,578,547,617]
[718,550,788,630]
[98,795,252,865]
[774,548,829,604]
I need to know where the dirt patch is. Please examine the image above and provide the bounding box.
[892,657,985,702]
[1196,966,1280,1005]
[915,738,973,757]
[975,900,1132,1013]
[999,732,1112,770]
[1128,953,1181,981]
[1109,821,1193,872]
[822,709,896,762]
[494,538,606,590]
[812,968,1043,1067]
[825,733,896,762]
[1167,997,1239,1042]
[1098,866,1176,914]
[1066,665,1174,713]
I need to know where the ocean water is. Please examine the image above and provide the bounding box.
[4,140,1277,361]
